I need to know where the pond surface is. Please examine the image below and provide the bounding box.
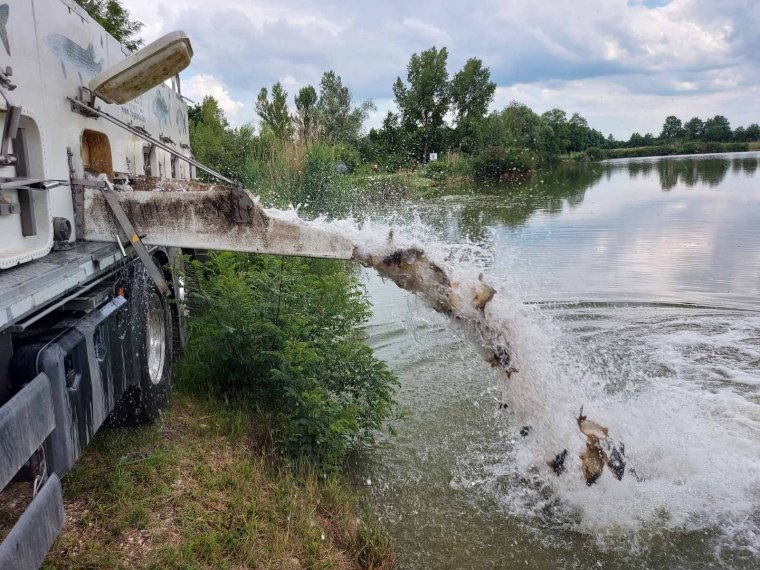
[356,152,760,569]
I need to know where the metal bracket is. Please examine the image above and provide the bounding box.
[70,87,99,118]
[99,179,170,296]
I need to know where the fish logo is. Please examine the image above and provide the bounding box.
[152,89,171,127]
[176,108,187,135]
[0,4,9,56]
[44,33,104,84]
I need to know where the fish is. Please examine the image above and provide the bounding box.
[44,34,104,83]
[473,273,496,312]
[575,407,626,484]
[153,90,171,127]
[580,439,606,486]
[548,449,568,475]
[604,441,626,480]
[577,406,609,440]
[0,4,9,56]
[379,247,454,313]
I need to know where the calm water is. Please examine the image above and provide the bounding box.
[354,152,760,569]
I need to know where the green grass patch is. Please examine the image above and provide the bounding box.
[44,396,396,569]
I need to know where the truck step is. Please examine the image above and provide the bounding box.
[0,373,54,491]
[0,475,64,570]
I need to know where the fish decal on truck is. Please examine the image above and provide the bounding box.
[176,107,187,135]
[152,89,171,127]
[0,4,9,56]
[44,33,104,84]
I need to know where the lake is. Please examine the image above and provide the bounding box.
[356,152,760,569]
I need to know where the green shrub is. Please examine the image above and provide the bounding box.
[290,144,356,218]
[449,155,474,177]
[472,146,535,180]
[421,160,449,181]
[584,147,606,161]
[333,144,362,174]
[176,253,399,468]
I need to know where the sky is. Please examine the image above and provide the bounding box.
[121,0,759,139]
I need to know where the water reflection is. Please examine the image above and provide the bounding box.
[411,151,760,308]
[608,153,759,190]
[431,153,759,242]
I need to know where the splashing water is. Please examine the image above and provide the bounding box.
[262,168,760,566]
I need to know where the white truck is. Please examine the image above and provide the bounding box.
[0,2,354,567]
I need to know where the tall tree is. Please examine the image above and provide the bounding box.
[449,58,496,150]
[189,96,253,181]
[294,85,318,143]
[316,71,374,144]
[683,117,704,140]
[702,115,732,142]
[660,115,684,142]
[75,0,144,51]
[744,123,760,142]
[568,113,589,152]
[541,109,570,154]
[256,83,292,140]
[393,46,450,161]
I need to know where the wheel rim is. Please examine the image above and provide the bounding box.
[146,291,167,385]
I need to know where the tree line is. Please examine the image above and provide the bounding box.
[188,43,759,182]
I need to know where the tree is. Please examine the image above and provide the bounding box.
[189,96,253,182]
[745,123,760,142]
[568,113,589,152]
[393,46,450,161]
[660,115,684,142]
[702,115,732,142]
[541,109,570,154]
[449,58,495,150]
[75,0,144,51]
[294,85,318,143]
[256,83,292,140]
[627,132,644,147]
[684,117,704,140]
[316,71,374,144]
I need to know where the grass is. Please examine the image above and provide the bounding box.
[43,396,396,569]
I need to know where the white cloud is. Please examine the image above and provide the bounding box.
[183,74,246,119]
[399,18,452,46]
[120,0,760,139]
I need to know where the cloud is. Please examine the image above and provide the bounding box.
[121,0,760,138]
[183,74,246,119]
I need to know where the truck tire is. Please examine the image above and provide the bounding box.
[136,285,173,423]
[107,275,174,427]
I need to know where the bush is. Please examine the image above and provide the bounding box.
[584,147,606,161]
[333,144,362,174]
[289,144,357,218]
[472,146,535,180]
[176,253,399,468]
[420,160,449,181]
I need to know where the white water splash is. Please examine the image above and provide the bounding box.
[267,206,760,559]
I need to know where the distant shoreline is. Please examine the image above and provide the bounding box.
[580,141,760,161]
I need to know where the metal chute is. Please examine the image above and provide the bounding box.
[79,178,355,260]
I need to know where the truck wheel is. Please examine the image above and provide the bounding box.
[136,286,173,424]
